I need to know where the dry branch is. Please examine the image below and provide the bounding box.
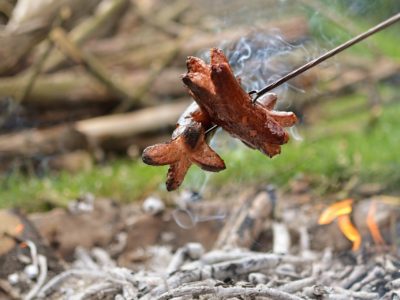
[87,17,309,68]
[0,0,102,74]
[0,68,184,107]
[50,26,135,103]
[42,0,128,72]
[157,284,304,300]
[214,189,274,249]
[0,125,87,159]
[112,30,189,112]
[151,254,310,296]
[0,101,188,161]
[75,100,188,141]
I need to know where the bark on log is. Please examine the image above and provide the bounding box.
[41,0,129,73]
[0,0,102,74]
[0,68,185,107]
[75,100,188,140]
[87,17,309,68]
[0,125,87,159]
[214,188,274,249]
[0,100,189,160]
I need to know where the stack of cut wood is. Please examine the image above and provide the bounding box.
[0,0,311,174]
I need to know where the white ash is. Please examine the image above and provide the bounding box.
[21,241,398,300]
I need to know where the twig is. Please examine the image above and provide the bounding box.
[43,0,128,72]
[17,41,54,103]
[350,266,384,291]
[152,254,311,296]
[112,29,191,113]
[74,247,100,270]
[49,27,135,104]
[273,222,291,254]
[200,249,261,265]
[24,255,48,300]
[38,270,106,297]
[390,278,400,289]
[16,7,70,103]
[214,189,274,249]
[157,284,304,300]
[132,0,188,37]
[278,277,316,293]
[0,279,21,300]
[75,100,188,140]
[331,287,378,299]
[69,282,121,300]
[166,243,204,275]
[339,265,367,289]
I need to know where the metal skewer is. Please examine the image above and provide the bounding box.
[205,12,400,136]
[249,12,400,102]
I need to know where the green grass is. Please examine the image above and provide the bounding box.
[1,86,399,211]
[305,1,400,61]
[212,88,400,192]
[0,160,167,211]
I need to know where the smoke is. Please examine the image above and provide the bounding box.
[222,32,312,95]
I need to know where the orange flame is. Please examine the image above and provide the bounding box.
[366,201,385,247]
[319,199,362,251]
[318,199,353,225]
[337,215,362,251]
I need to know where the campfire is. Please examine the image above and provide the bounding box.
[2,190,400,299]
[0,0,400,300]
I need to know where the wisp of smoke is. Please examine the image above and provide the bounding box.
[221,32,312,95]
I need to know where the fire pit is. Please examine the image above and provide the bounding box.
[0,1,399,299]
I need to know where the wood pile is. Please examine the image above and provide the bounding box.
[0,0,311,174]
[1,0,398,175]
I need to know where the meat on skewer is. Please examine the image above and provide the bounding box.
[142,48,297,191]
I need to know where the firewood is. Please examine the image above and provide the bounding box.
[75,100,188,141]
[50,27,135,103]
[157,284,304,300]
[0,101,188,162]
[0,68,185,107]
[214,189,274,249]
[151,253,309,296]
[0,125,87,159]
[41,0,129,73]
[112,30,190,113]
[0,0,103,74]
[92,17,308,69]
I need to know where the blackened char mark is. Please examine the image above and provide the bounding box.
[182,122,202,149]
